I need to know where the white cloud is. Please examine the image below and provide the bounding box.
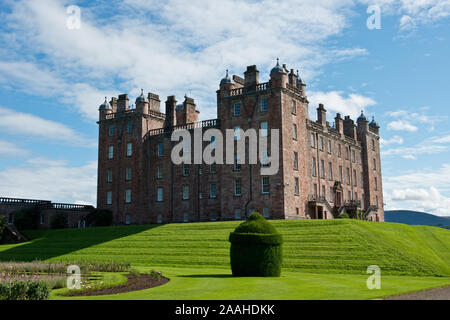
[0,139,29,157]
[380,135,404,146]
[382,143,447,158]
[430,135,450,144]
[387,120,418,132]
[383,164,450,216]
[0,160,97,205]
[308,91,376,120]
[0,106,96,147]
[0,0,371,121]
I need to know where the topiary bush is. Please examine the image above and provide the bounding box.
[229,212,283,277]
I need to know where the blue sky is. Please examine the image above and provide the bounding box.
[0,0,449,215]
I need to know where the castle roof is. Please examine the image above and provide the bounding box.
[357,110,367,122]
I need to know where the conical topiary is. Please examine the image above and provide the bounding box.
[229,212,283,277]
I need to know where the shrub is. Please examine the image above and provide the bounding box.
[229,212,283,277]
[339,212,350,219]
[0,281,50,300]
[50,213,67,229]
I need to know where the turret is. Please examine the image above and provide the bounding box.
[98,97,112,120]
[357,110,369,134]
[269,58,288,89]
[296,69,306,97]
[135,89,149,115]
[369,116,380,135]
[316,104,327,127]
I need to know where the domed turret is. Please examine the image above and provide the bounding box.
[369,116,379,128]
[135,89,147,103]
[296,69,304,85]
[357,110,367,122]
[270,58,285,74]
[220,69,232,85]
[99,97,111,110]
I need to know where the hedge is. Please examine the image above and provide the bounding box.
[0,280,50,300]
[229,212,283,277]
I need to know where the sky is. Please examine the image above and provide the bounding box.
[0,0,449,216]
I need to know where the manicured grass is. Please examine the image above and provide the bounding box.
[1,219,449,299]
[1,219,449,276]
[51,266,450,300]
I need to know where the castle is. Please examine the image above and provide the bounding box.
[97,61,384,224]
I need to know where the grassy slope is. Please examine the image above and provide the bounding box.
[1,219,449,277]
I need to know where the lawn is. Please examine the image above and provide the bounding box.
[1,219,449,299]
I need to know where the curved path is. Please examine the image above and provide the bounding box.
[383,285,450,300]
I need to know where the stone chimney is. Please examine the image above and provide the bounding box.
[317,104,327,127]
[148,93,161,112]
[244,65,259,88]
[343,116,357,139]
[117,94,129,113]
[335,113,344,135]
[165,96,177,129]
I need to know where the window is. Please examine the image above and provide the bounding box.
[348,191,351,201]
[107,169,113,182]
[351,150,355,162]
[157,187,163,201]
[261,97,268,112]
[40,214,45,225]
[262,176,269,194]
[156,165,163,179]
[292,123,297,140]
[108,146,114,159]
[127,120,133,133]
[184,212,189,223]
[327,140,332,154]
[355,192,358,200]
[234,126,240,140]
[126,215,130,225]
[109,125,115,136]
[372,139,375,151]
[234,154,241,171]
[296,208,299,216]
[235,209,241,220]
[261,152,269,168]
[311,133,315,148]
[107,191,112,205]
[329,187,334,202]
[157,213,162,224]
[322,185,326,198]
[234,102,241,116]
[293,152,298,170]
[260,121,268,137]
[338,144,342,158]
[353,169,357,186]
[312,157,317,176]
[235,179,242,196]
[294,177,299,195]
[183,164,190,176]
[183,185,189,200]
[210,163,217,173]
[126,143,132,157]
[361,172,364,187]
[328,162,333,180]
[374,177,378,191]
[8,214,14,224]
[373,158,377,170]
[346,168,350,185]
[360,152,363,163]
[211,136,216,149]
[125,189,132,203]
[210,211,216,221]
[346,147,350,160]
[319,137,324,151]
[313,183,317,196]
[320,160,325,178]
[210,183,217,198]
[339,166,343,182]
[291,99,296,114]
[126,167,132,181]
[157,143,163,156]
[263,208,269,218]
[376,195,379,206]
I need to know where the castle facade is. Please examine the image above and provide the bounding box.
[97,62,384,224]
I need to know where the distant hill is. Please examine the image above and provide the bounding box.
[385,210,450,228]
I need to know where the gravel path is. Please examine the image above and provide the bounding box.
[383,285,450,300]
